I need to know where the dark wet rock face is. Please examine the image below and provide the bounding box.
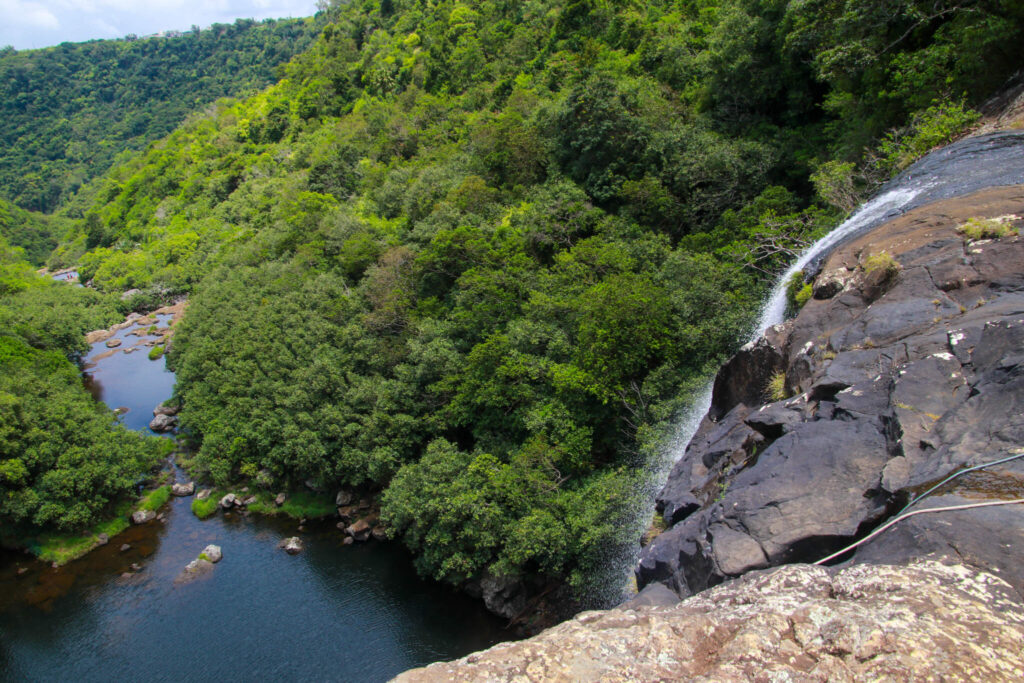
[639,186,1024,599]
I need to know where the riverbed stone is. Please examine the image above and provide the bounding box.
[120,543,131,552]
[96,533,109,546]
[196,488,211,500]
[219,493,237,509]
[279,537,303,554]
[149,414,177,432]
[153,404,180,416]
[175,558,214,585]
[201,544,222,563]
[171,482,195,497]
[130,509,156,525]
[335,490,354,506]
[345,519,373,542]
[105,338,122,348]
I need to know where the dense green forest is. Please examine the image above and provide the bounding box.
[3,0,1022,602]
[0,236,163,537]
[0,17,321,214]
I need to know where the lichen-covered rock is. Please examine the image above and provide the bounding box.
[396,561,1024,682]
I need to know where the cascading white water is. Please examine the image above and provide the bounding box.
[663,185,927,467]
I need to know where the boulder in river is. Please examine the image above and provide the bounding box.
[120,544,131,552]
[279,537,304,554]
[96,533,109,546]
[175,558,215,585]
[149,414,177,432]
[201,544,222,563]
[105,338,122,348]
[171,482,195,497]
[345,518,374,542]
[219,493,237,509]
[131,510,156,525]
[153,404,180,417]
[335,490,354,507]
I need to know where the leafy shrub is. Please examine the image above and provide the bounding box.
[875,101,980,176]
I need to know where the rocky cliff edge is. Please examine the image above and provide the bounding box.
[396,560,1024,681]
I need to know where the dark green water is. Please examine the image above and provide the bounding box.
[0,313,511,681]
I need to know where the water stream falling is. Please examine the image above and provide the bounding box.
[667,131,1024,464]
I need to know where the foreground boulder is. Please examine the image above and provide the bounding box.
[396,561,1024,682]
[219,493,237,509]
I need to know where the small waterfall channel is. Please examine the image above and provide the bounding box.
[663,130,1024,473]
[625,130,1024,588]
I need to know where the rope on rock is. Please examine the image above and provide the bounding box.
[814,497,1024,565]
[897,450,1024,515]
[813,450,1024,566]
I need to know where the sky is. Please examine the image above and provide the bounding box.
[0,0,320,50]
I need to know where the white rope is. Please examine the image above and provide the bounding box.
[813,497,1024,565]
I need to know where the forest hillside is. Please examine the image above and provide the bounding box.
[2,0,1022,613]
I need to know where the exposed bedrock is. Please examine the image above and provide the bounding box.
[395,560,1024,682]
[639,184,1024,599]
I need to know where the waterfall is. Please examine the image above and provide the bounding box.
[661,186,926,471]
[661,130,1024,468]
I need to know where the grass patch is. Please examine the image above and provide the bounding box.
[765,371,788,402]
[247,490,335,519]
[191,495,221,519]
[863,250,901,277]
[138,485,171,512]
[23,501,133,565]
[957,216,1016,240]
[148,345,165,361]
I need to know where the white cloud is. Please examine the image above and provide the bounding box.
[0,0,61,30]
[1,0,317,48]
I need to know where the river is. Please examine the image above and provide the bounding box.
[0,311,511,681]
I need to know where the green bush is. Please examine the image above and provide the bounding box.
[876,102,980,176]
